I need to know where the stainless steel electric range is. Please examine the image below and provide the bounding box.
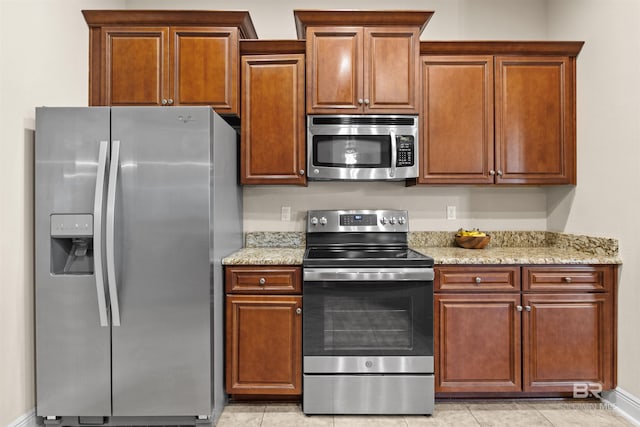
[302,210,434,415]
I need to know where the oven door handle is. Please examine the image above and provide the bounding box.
[303,267,434,282]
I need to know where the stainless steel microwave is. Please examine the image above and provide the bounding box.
[307,115,419,181]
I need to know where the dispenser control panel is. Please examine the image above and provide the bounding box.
[50,214,93,237]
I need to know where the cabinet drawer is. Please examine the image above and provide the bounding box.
[523,266,613,292]
[225,266,301,293]
[435,266,520,291]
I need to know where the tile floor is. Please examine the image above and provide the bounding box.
[215,401,637,427]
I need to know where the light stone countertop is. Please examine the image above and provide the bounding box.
[222,247,305,265]
[222,231,622,266]
[222,246,621,266]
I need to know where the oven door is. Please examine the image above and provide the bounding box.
[302,267,434,374]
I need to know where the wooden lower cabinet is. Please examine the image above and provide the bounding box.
[523,292,614,392]
[225,265,302,397]
[435,293,521,392]
[434,265,617,396]
[225,295,302,395]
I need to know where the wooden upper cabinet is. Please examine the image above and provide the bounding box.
[171,27,238,109]
[240,41,306,185]
[495,56,575,184]
[295,10,433,114]
[101,27,168,106]
[83,10,257,115]
[419,55,494,184]
[418,42,582,185]
[306,27,362,113]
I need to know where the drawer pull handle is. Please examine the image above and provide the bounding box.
[296,308,302,315]
[259,277,266,285]
[516,305,523,312]
[475,277,482,284]
[563,277,572,283]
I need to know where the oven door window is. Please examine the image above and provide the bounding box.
[312,135,391,168]
[303,281,433,357]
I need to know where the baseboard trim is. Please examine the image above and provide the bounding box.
[602,387,640,426]
[8,409,37,427]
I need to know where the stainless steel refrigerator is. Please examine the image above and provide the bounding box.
[34,106,242,426]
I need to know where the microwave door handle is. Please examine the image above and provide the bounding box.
[389,130,397,178]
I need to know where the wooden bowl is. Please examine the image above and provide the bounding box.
[455,234,491,249]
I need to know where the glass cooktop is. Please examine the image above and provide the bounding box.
[303,247,434,268]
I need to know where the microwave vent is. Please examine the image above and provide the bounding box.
[311,116,416,126]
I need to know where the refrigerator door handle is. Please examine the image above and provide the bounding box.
[106,139,121,326]
[93,140,110,327]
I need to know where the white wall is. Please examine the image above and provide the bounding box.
[0,1,122,424]
[546,0,640,400]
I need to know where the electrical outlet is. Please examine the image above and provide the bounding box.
[281,206,291,222]
[446,205,456,220]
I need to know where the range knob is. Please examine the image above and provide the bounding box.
[310,217,319,226]
[390,217,397,225]
[398,217,406,225]
[380,217,389,225]
[319,217,328,226]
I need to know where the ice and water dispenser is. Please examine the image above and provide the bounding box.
[50,214,94,275]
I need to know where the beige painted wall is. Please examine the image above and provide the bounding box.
[546,0,640,399]
[2,0,637,424]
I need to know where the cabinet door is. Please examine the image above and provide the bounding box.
[364,27,420,113]
[522,293,614,392]
[419,56,494,184]
[171,27,238,114]
[435,293,521,393]
[226,295,302,395]
[241,54,306,185]
[306,27,363,113]
[495,56,576,184]
[101,27,169,106]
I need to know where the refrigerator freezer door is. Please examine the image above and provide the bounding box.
[110,107,212,416]
[35,107,112,416]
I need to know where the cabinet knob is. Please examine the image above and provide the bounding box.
[475,277,482,284]
[358,98,364,105]
[167,99,174,105]
[299,169,305,176]
[497,170,503,176]
[490,170,496,176]
[364,99,370,105]
[296,308,302,315]
[516,305,523,312]
[161,99,168,105]
[259,277,266,285]
[563,277,572,283]
[525,305,532,312]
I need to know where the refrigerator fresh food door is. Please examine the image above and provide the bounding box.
[35,107,112,416]
[109,107,212,416]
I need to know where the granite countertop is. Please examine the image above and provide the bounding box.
[221,231,622,266]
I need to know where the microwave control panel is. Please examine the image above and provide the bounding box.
[396,136,415,167]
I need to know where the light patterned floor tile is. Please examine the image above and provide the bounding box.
[215,410,263,427]
[261,412,334,427]
[333,415,408,426]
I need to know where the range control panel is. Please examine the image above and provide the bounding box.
[307,210,409,233]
